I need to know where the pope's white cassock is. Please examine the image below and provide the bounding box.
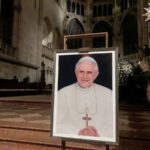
[56,83,113,138]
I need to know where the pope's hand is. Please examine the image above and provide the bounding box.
[78,126,99,137]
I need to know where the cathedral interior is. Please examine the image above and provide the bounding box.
[0,0,150,149]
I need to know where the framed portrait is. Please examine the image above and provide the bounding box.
[52,47,118,145]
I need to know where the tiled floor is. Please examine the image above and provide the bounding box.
[0,102,50,124]
[119,103,150,140]
[0,95,150,149]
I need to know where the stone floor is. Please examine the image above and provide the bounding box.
[0,95,149,150]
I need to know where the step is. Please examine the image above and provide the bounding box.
[0,95,51,104]
[0,121,110,150]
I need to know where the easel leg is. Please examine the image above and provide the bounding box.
[61,140,66,150]
[106,145,109,150]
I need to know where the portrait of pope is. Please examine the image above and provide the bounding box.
[53,51,117,142]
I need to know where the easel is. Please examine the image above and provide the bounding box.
[61,140,66,150]
[62,32,110,150]
[61,140,110,150]
[63,32,108,49]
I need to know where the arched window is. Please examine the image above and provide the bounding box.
[98,5,102,16]
[108,4,112,16]
[121,0,128,12]
[0,0,17,56]
[65,19,84,49]
[122,15,138,55]
[103,4,107,16]
[72,2,75,13]
[77,3,80,15]
[1,0,14,45]
[93,21,113,48]
[67,0,71,12]
[93,5,97,17]
[93,3,113,17]
[81,4,84,16]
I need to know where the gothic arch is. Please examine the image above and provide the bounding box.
[119,11,137,33]
[63,16,85,33]
[66,18,84,35]
[121,14,138,55]
[92,21,113,47]
[65,18,85,49]
[120,11,136,25]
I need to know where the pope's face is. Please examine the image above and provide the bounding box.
[75,62,99,88]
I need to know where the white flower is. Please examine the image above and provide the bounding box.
[143,3,150,22]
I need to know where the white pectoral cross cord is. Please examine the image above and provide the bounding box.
[75,84,97,128]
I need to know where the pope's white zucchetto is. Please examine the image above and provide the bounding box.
[75,56,99,72]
